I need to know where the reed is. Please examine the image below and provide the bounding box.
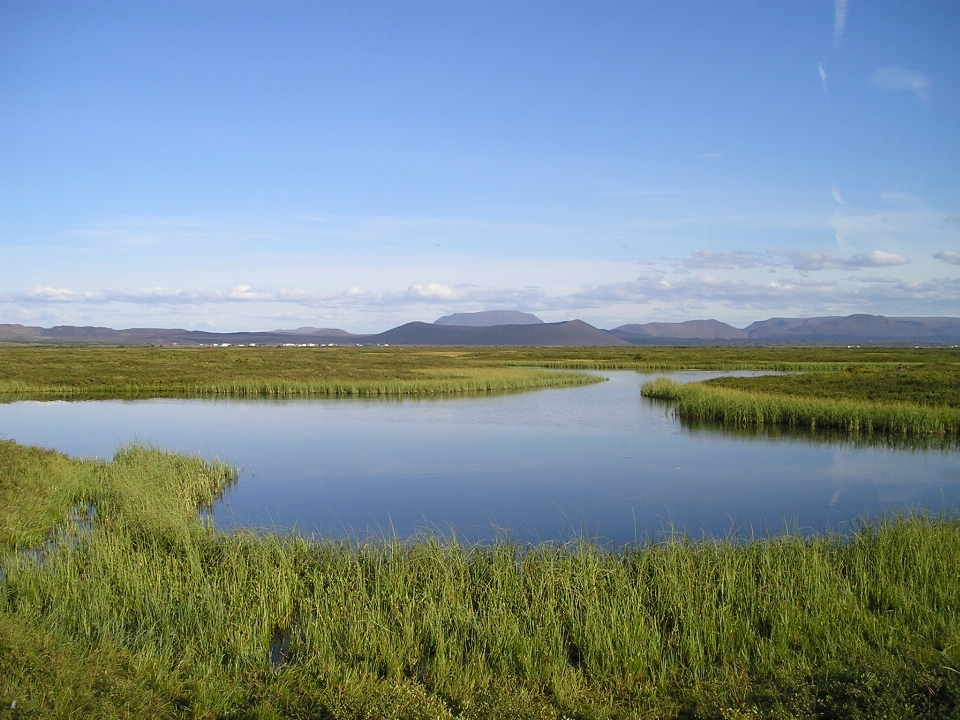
[3,440,959,717]
[642,377,960,439]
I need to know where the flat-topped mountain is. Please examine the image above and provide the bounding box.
[370,320,626,346]
[434,310,544,326]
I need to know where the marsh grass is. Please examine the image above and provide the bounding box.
[3,345,958,400]
[0,347,601,400]
[2,439,959,718]
[642,377,960,440]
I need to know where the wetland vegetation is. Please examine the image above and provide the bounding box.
[642,362,960,441]
[1,344,957,400]
[0,346,603,400]
[3,344,959,716]
[2,439,959,718]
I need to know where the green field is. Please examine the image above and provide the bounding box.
[0,346,603,399]
[2,344,958,400]
[2,439,959,718]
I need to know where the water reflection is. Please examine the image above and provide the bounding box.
[664,414,960,453]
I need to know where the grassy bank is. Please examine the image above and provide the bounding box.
[0,346,601,400]
[2,439,959,718]
[3,345,958,400]
[703,364,960,408]
[642,362,960,441]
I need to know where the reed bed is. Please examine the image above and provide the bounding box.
[2,440,959,718]
[642,378,960,440]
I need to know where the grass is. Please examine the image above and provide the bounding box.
[703,364,960,408]
[2,345,958,400]
[0,346,603,400]
[641,361,960,443]
[2,439,959,718]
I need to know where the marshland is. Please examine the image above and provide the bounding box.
[2,345,959,718]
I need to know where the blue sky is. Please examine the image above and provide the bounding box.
[2,0,958,332]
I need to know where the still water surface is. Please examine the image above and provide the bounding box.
[2,371,958,542]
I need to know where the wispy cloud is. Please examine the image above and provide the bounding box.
[683,250,779,270]
[831,186,844,205]
[818,63,829,96]
[871,65,931,102]
[6,285,277,305]
[934,250,960,266]
[772,249,908,271]
[833,0,849,48]
[6,271,960,330]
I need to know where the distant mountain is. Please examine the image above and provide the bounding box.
[3,314,959,347]
[274,326,353,336]
[743,315,960,342]
[611,320,747,342]
[610,315,960,345]
[368,320,627,346]
[434,310,544,326]
[0,324,367,346]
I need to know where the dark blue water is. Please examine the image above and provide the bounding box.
[2,371,958,541]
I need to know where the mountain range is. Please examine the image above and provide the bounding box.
[2,314,959,346]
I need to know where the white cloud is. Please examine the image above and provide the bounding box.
[831,186,844,205]
[406,283,461,300]
[833,0,849,48]
[934,250,960,265]
[771,249,908,271]
[871,65,931,102]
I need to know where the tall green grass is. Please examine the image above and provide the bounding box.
[3,439,959,717]
[642,378,960,440]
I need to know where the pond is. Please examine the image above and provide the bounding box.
[2,371,958,542]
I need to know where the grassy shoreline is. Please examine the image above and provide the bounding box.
[3,345,959,400]
[642,366,960,441]
[3,439,959,717]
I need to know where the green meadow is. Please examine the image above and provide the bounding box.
[2,440,959,718]
[0,346,602,399]
[2,344,958,400]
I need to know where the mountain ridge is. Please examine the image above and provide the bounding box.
[2,314,959,346]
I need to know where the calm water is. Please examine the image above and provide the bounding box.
[2,371,958,542]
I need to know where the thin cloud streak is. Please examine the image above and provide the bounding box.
[833,0,849,48]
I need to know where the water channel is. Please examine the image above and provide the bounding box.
[2,371,958,542]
